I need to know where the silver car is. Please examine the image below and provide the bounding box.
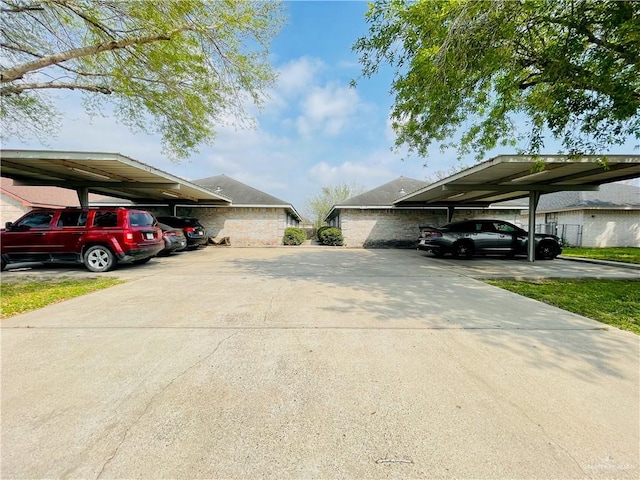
[417,219,562,260]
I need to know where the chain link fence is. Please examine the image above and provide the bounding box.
[536,223,583,247]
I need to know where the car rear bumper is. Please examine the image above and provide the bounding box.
[417,239,447,252]
[186,235,208,247]
[117,244,164,263]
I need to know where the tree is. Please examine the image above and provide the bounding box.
[1,0,283,160]
[353,0,639,161]
[306,183,366,228]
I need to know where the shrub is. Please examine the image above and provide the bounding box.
[316,225,331,240]
[283,227,307,245]
[320,227,343,246]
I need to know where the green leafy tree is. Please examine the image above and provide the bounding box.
[353,0,639,161]
[1,0,284,160]
[306,183,366,228]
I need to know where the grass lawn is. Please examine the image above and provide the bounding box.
[561,247,640,264]
[485,279,640,334]
[1,278,124,318]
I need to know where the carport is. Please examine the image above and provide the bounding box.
[394,155,640,261]
[0,149,230,212]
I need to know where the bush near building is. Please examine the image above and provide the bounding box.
[283,227,307,245]
[319,227,344,246]
[316,225,331,240]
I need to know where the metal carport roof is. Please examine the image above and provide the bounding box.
[394,154,640,261]
[0,149,231,206]
[394,155,640,207]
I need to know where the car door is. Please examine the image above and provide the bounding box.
[1,210,56,262]
[472,221,504,253]
[491,221,524,253]
[47,210,89,261]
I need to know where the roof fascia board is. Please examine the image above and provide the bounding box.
[1,149,232,203]
[178,202,303,221]
[330,205,452,210]
[12,179,182,189]
[443,184,600,193]
[530,206,640,213]
[394,154,640,205]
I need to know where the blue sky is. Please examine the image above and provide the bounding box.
[4,0,638,216]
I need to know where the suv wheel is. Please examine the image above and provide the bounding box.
[84,245,115,272]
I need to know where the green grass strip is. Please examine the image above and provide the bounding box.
[485,279,640,334]
[561,247,640,265]
[1,278,124,318]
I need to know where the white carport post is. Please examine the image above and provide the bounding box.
[527,191,541,262]
[76,187,89,208]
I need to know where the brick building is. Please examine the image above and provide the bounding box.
[177,174,301,247]
[325,177,525,248]
[525,183,640,247]
[1,174,301,247]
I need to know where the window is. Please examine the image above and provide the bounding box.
[128,212,155,227]
[93,211,118,227]
[57,211,88,227]
[15,212,54,228]
[493,222,515,233]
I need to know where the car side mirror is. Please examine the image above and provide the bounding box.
[5,221,13,229]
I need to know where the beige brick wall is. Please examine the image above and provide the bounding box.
[584,210,640,247]
[1,194,29,225]
[338,209,523,248]
[181,207,289,247]
[530,209,639,247]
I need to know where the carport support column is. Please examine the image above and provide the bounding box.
[527,191,541,262]
[447,206,455,223]
[76,187,89,208]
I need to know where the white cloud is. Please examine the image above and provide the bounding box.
[296,83,361,137]
[277,57,325,97]
[308,159,393,188]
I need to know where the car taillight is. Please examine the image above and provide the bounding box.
[124,229,135,243]
[163,231,176,237]
[184,226,195,233]
[425,231,442,238]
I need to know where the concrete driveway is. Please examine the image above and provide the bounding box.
[1,248,638,479]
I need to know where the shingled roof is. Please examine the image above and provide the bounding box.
[537,182,640,212]
[1,176,126,207]
[194,174,301,220]
[339,177,428,206]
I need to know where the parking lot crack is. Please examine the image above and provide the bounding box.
[95,332,239,479]
[263,294,276,323]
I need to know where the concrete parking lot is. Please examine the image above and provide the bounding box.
[1,247,639,479]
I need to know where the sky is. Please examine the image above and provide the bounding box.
[3,0,638,217]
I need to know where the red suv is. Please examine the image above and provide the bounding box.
[1,207,164,272]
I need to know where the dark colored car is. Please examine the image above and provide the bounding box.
[417,219,562,260]
[156,216,208,249]
[1,207,164,272]
[158,222,188,256]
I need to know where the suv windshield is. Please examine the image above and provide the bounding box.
[14,211,54,228]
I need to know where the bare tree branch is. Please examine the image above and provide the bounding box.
[1,81,111,95]
[1,1,44,13]
[0,27,197,82]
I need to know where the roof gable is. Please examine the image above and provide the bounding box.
[339,177,428,206]
[538,182,640,211]
[194,174,290,206]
